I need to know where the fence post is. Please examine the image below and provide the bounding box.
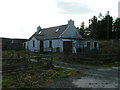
[50,54,53,69]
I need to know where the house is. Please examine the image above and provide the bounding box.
[24,20,99,53]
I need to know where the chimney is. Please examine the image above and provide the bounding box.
[107,11,109,15]
[37,26,41,32]
[68,19,74,26]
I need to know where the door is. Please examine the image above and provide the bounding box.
[94,42,97,50]
[63,41,72,53]
[40,40,44,52]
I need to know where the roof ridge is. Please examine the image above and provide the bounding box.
[41,24,68,30]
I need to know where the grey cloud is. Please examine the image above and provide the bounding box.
[56,1,93,15]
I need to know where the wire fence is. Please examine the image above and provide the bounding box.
[2,54,53,73]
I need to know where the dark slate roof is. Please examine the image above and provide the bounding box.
[31,24,68,40]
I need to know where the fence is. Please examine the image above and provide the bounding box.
[2,54,53,73]
[63,53,120,64]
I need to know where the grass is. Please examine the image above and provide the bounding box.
[2,50,29,59]
[2,61,81,88]
[50,40,120,67]
[51,52,120,67]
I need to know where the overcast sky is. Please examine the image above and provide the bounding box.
[0,0,119,39]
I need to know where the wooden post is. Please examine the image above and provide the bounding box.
[50,54,53,69]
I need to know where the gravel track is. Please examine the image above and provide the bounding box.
[44,60,120,89]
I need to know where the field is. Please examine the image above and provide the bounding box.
[2,50,81,88]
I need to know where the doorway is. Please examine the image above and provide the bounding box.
[63,41,72,53]
[40,40,44,52]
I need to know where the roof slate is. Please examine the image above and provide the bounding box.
[32,24,68,40]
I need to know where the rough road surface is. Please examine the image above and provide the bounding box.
[44,60,120,89]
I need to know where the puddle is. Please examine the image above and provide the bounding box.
[72,77,118,88]
[112,67,120,69]
[54,65,75,70]
[97,68,112,71]
[30,59,37,62]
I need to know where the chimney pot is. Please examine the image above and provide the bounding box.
[37,26,41,32]
[68,19,74,26]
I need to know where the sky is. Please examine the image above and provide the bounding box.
[0,0,119,39]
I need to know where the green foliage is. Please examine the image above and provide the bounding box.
[99,40,120,54]
[89,15,113,40]
[3,67,80,88]
[44,68,80,81]
[2,50,29,59]
[78,12,119,40]
[113,18,120,39]
[2,57,81,88]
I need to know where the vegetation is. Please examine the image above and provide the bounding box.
[77,11,120,40]
[52,40,120,67]
[2,50,81,88]
[52,53,120,67]
[3,66,80,88]
[2,50,29,59]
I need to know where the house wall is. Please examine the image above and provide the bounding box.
[42,39,80,53]
[82,40,99,50]
[53,39,80,53]
[59,23,82,39]
[43,39,62,52]
[28,37,40,52]
[26,38,99,53]
[44,40,52,52]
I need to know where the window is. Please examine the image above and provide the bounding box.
[55,28,60,32]
[87,42,90,50]
[38,31,42,34]
[33,40,35,47]
[23,43,26,48]
[50,40,52,48]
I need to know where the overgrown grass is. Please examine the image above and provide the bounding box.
[50,40,120,67]
[99,40,120,55]
[2,60,81,88]
[52,53,120,67]
[2,50,29,59]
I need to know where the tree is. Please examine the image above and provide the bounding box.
[79,22,85,37]
[104,14,113,39]
[88,12,113,40]
[89,16,98,39]
[113,18,120,39]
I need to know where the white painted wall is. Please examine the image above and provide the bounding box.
[59,20,82,39]
[44,40,52,52]
[44,40,49,48]
[60,25,82,39]
[28,37,40,52]
[83,40,99,50]
[26,37,99,53]
[43,39,80,53]
[43,39,63,52]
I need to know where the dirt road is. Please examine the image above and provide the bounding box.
[44,60,120,88]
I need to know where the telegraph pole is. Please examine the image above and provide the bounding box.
[107,11,109,40]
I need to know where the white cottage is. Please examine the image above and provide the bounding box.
[24,20,99,53]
